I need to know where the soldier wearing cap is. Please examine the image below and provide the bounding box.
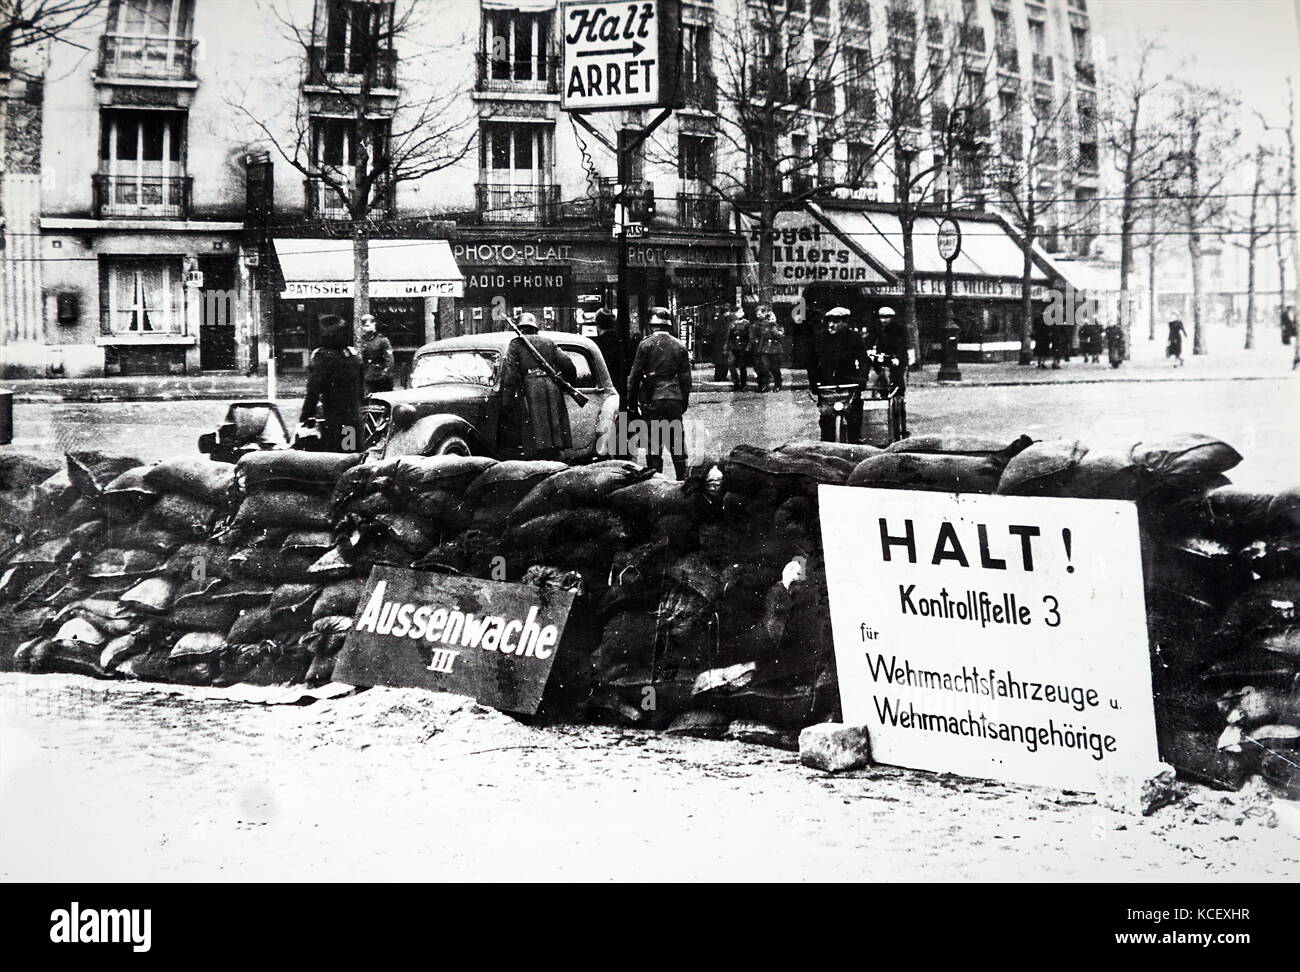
[628,306,691,479]
[807,306,869,443]
[500,312,577,460]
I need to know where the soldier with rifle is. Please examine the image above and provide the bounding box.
[500,312,583,460]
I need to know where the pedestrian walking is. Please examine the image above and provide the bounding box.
[299,315,363,453]
[628,307,692,480]
[726,313,753,391]
[1033,313,1050,368]
[754,306,785,392]
[1049,323,1070,369]
[808,307,868,443]
[868,305,910,437]
[1166,318,1188,366]
[500,312,576,460]
[359,314,395,393]
[1081,321,1104,363]
[1282,305,1296,346]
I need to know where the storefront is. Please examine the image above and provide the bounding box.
[448,230,741,360]
[270,238,463,374]
[743,203,1057,364]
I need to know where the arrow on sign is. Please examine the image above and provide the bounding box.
[577,40,646,58]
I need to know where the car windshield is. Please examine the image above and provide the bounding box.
[410,350,500,388]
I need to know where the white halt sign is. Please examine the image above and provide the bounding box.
[817,487,1161,792]
[561,1,671,110]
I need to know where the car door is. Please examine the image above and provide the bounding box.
[558,343,604,459]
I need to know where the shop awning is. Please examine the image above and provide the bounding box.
[1043,257,1122,294]
[273,238,464,299]
[481,0,556,10]
[807,204,1051,285]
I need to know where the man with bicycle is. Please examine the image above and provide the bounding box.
[807,307,869,443]
[867,305,910,438]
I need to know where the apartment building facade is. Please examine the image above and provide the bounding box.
[7,0,1102,377]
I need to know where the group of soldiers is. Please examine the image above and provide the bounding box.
[713,307,787,392]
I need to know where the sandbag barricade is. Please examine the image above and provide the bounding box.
[0,435,1296,799]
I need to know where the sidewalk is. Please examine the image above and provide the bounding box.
[6,344,1294,403]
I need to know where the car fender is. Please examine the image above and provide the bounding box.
[383,413,494,458]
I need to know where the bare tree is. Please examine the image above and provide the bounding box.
[1256,78,1297,366]
[1215,139,1280,349]
[231,0,474,333]
[990,93,1098,364]
[1102,37,1177,357]
[862,2,997,363]
[1166,81,1240,355]
[646,0,883,309]
[0,0,105,73]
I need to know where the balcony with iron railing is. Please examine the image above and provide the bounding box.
[304,176,393,220]
[997,44,1019,72]
[1075,59,1096,85]
[474,51,560,95]
[1033,54,1054,79]
[476,183,561,225]
[97,34,198,81]
[93,173,191,219]
[305,45,397,90]
[678,192,724,231]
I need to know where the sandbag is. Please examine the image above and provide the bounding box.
[232,490,332,531]
[1130,433,1242,488]
[1190,485,1300,540]
[341,491,396,519]
[1055,449,1151,501]
[885,433,1033,465]
[1149,536,1253,612]
[67,451,141,498]
[0,453,61,492]
[1158,728,1251,790]
[119,575,177,614]
[776,440,883,465]
[100,630,151,671]
[268,583,320,623]
[1258,627,1300,659]
[392,455,497,495]
[101,466,160,518]
[592,608,661,675]
[508,507,630,550]
[6,537,77,568]
[281,530,334,556]
[31,637,115,678]
[1218,683,1300,730]
[307,546,355,580]
[408,489,471,532]
[1214,577,1300,651]
[205,580,276,605]
[86,547,164,579]
[170,631,226,660]
[607,476,696,521]
[165,600,240,632]
[119,523,188,555]
[236,450,362,492]
[371,513,441,554]
[312,578,367,620]
[228,547,320,583]
[510,460,652,524]
[163,544,230,579]
[142,458,236,506]
[848,452,1002,494]
[464,459,567,507]
[226,607,296,643]
[721,446,853,497]
[995,439,1090,496]
[145,492,219,538]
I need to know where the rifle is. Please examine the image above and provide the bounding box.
[506,320,589,407]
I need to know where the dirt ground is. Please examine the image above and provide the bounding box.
[2,674,1296,882]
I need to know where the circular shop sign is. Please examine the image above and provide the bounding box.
[937,219,962,263]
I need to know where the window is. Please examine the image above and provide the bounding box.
[100,110,185,167]
[993,10,1013,46]
[678,134,715,183]
[561,348,596,388]
[843,0,870,28]
[104,258,183,334]
[1028,18,1046,54]
[109,0,193,37]
[1072,26,1090,60]
[484,7,551,83]
[847,141,872,179]
[479,122,551,181]
[323,0,393,75]
[682,22,711,83]
[817,138,835,184]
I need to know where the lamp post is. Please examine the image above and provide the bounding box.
[937,165,963,382]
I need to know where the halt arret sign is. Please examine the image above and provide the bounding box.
[561,0,681,110]
[333,567,576,716]
[817,487,1162,792]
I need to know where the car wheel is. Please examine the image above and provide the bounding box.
[427,433,472,457]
